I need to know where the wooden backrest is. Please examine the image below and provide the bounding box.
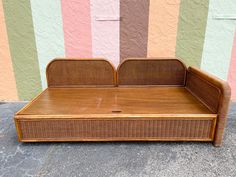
[117,58,186,86]
[46,58,116,87]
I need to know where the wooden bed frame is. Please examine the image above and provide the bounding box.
[14,58,231,146]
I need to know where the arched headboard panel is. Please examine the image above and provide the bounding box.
[46,58,116,87]
[117,58,186,86]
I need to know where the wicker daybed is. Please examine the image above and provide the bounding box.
[14,58,231,146]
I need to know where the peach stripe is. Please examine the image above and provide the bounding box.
[0,1,18,100]
[61,0,92,57]
[228,29,236,100]
[147,0,180,57]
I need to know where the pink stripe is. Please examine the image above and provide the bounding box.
[90,0,119,67]
[228,29,236,100]
[61,0,92,57]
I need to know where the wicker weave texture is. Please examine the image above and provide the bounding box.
[117,59,186,86]
[46,59,116,87]
[18,119,214,141]
[186,70,221,113]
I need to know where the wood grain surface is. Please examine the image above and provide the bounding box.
[18,87,213,116]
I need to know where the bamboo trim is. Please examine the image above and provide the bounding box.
[20,138,213,143]
[14,119,22,141]
[15,114,217,120]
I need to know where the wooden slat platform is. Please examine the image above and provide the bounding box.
[17,87,214,116]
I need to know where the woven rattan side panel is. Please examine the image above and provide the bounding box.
[46,59,116,87]
[18,119,215,141]
[186,70,221,113]
[117,59,186,86]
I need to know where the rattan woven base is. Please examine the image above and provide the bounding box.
[16,117,216,142]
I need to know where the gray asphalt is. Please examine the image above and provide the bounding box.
[0,102,236,177]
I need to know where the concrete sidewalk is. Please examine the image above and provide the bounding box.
[0,102,236,177]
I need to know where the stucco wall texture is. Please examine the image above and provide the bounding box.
[148,0,180,58]
[0,0,236,101]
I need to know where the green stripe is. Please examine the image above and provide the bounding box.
[176,0,209,67]
[3,0,42,100]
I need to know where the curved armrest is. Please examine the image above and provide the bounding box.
[185,67,231,146]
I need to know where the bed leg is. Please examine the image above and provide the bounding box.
[213,140,222,147]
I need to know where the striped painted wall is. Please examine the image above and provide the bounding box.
[0,0,236,101]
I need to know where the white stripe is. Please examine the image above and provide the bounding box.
[201,0,236,80]
[31,0,65,88]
